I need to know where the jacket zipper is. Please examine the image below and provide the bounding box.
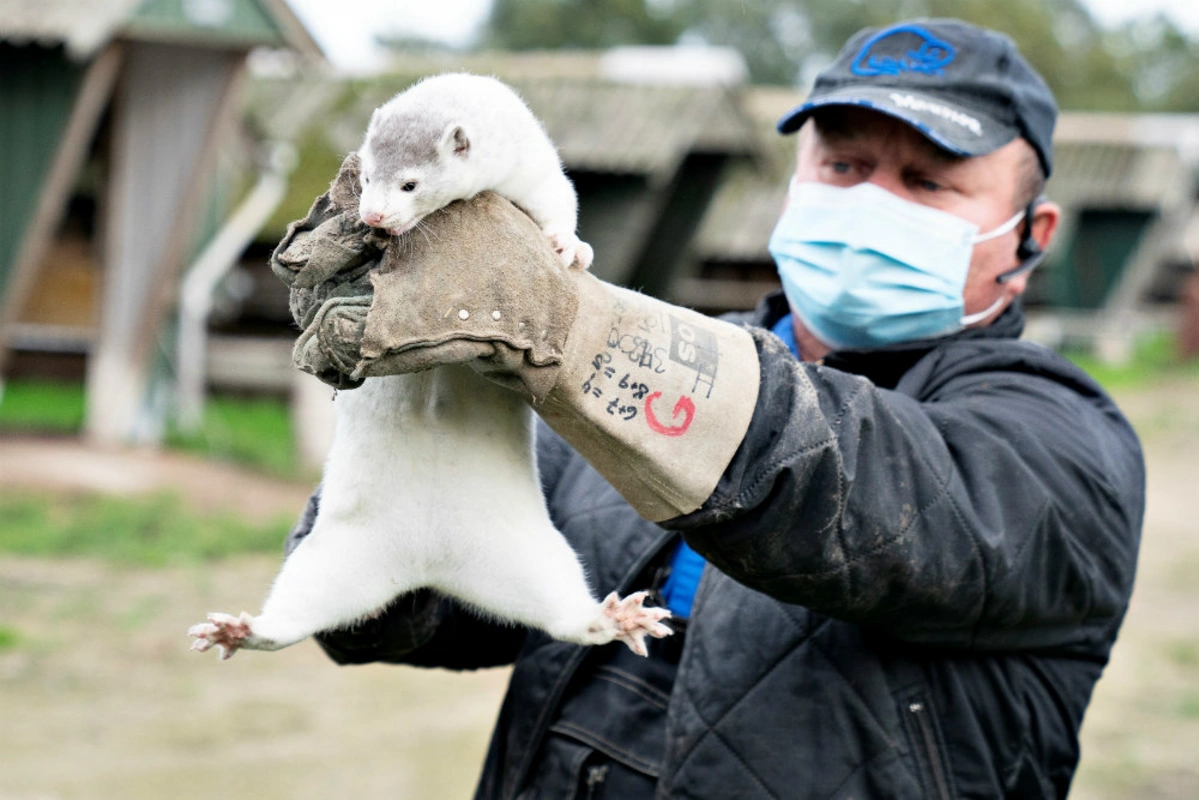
[907,699,952,800]
[584,764,609,800]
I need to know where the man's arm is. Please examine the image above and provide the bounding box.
[274,170,1141,658]
[675,330,1145,653]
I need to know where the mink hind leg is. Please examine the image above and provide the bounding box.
[239,507,427,651]
[433,516,672,655]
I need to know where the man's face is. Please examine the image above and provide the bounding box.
[788,106,1058,359]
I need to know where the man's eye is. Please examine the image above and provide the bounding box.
[830,161,852,175]
[402,181,418,192]
[916,178,942,192]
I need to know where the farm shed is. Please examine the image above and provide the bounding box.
[0,0,319,444]
[1040,114,1199,359]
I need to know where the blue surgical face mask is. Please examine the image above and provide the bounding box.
[768,180,1024,350]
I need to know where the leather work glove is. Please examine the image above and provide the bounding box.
[271,155,761,522]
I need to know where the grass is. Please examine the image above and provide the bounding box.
[165,393,298,479]
[0,490,291,566]
[0,380,300,478]
[1063,332,1199,391]
[0,382,300,566]
[1167,639,1199,669]
[0,383,300,566]
[0,379,86,433]
[1178,693,1199,720]
[0,626,19,651]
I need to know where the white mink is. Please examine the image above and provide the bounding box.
[356,72,593,270]
[190,369,671,660]
[189,76,668,662]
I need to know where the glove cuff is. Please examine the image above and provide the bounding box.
[536,273,760,522]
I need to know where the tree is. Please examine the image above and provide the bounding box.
[480,0,1199,112]
[1108,14,1199,112]
[483,0,687,50]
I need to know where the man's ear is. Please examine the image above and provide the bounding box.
[999,198,1062,286]
[1031,200,1061,252]
[441,124,470,158]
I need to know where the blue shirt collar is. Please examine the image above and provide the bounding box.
[771,312,801,358]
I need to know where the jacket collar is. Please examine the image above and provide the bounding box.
[754,290,1026,390]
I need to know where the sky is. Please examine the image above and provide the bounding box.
[284,0,1199,73]
[285,0,491,71]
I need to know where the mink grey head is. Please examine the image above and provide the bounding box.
[365,109,448,177]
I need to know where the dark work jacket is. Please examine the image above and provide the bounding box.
[293,293,1145,799]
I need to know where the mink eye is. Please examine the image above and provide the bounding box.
[402,181,418,192]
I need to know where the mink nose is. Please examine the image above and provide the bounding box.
[361,210,384,227]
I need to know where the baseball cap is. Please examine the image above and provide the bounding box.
[777,19,1058,177]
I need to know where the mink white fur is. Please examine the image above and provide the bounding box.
[357,72,592,269]
[189,74,668,661]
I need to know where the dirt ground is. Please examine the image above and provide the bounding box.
[0,377,1196,799]
[0,442,510,799]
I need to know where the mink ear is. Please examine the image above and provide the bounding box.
[442,124,470,157]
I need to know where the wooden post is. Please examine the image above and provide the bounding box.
[1179,270,1199,360]
[85,42,246,445]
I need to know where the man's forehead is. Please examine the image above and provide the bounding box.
[807,107,968,165]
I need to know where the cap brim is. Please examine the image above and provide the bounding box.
[777,87,1017,158]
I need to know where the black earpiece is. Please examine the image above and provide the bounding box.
[997,196,1047,284]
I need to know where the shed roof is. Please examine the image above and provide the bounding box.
[0,0,143,58]
[255,50,768,211]
[1049,142,1188,210]
[298,62,765,181]
[511,79,760,178]
[0,0,321,60]
[351,51,762,173]
[1049,113,1199,211]
[693,86,801,262]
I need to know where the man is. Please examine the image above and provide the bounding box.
[281,19,1144,799]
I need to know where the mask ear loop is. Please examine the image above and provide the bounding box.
[997,196,1048,284]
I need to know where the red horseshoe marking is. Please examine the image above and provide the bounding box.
[644,392,695,437]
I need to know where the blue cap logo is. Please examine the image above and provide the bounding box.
[851,25,956,78]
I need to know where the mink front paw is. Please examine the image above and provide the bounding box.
[594,591,673,657]
[188,611,255,660]
[544,228,593,270]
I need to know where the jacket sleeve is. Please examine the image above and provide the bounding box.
[674,329,1145,654]
[284,492,529,668]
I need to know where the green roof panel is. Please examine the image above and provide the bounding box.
[126,0,286,49]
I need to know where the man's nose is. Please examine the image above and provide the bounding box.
[865,172,908,200]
